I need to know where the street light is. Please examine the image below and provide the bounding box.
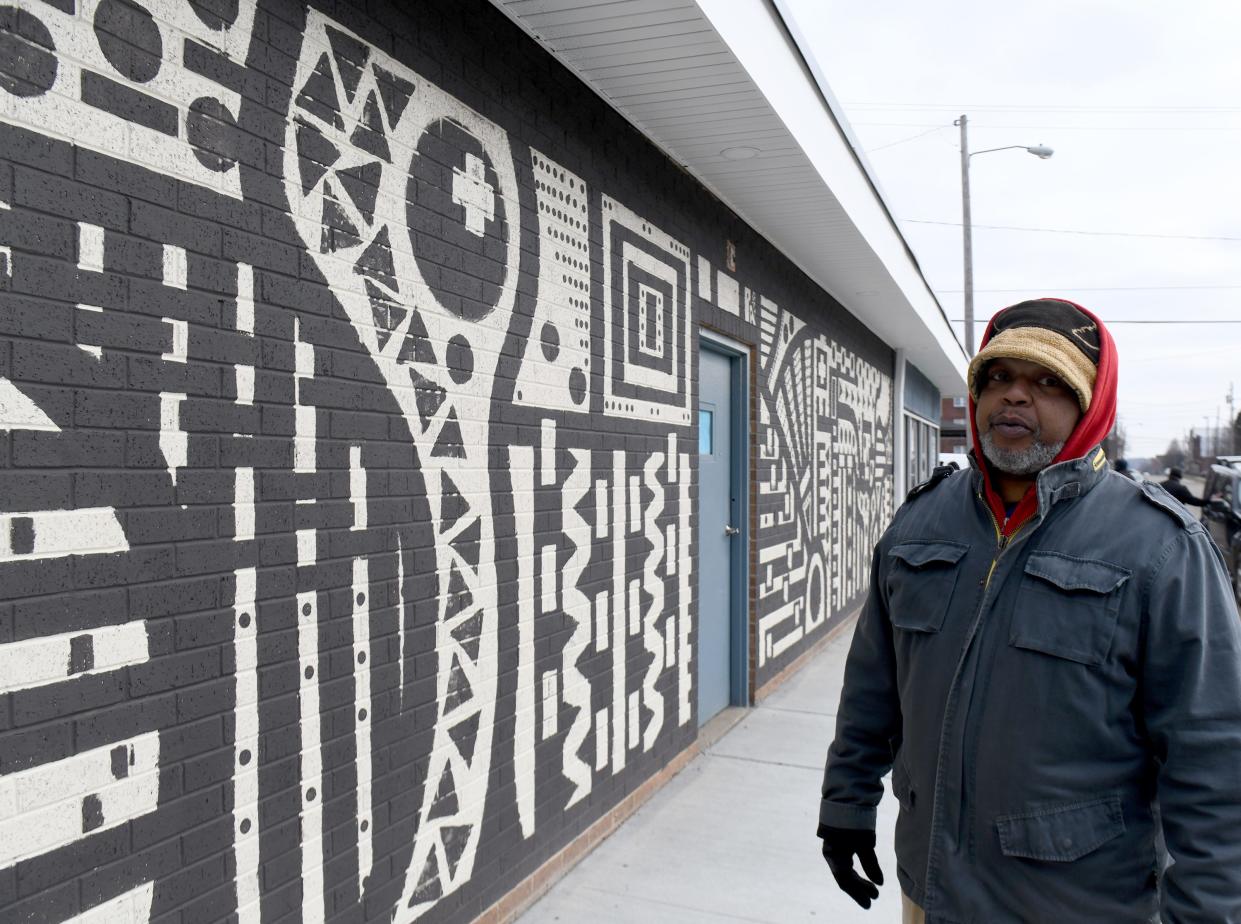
[954,114,1054,354]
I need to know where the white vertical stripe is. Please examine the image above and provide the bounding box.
[75,224,103,274]
[77,222,104,272]
[352,557,373,887]
[350,446,367,530]
[236,263,255,335]
[611,450,627,772]
[294,321,316,473]
[66,881,154,923]
[594,479,608,539]
[297,589,325,924]
[0,732,160,867]
[162,244,186,289]
[162,319,188,364]
[233,566,260,924]
[234,468,255,541]
[0,621,149,694]
[511,445,536,836]
[159,393,186,486]
[665,621,677,668]
[628,475,640,534]
[397,535,407,702]
[539,544,556,613]
[0,508,128,561]
[678,449,693,725]
[667,432,678,482]
[539,419,556,486]
[627,691,640,750]
[665,523,677,577]
[234,365,254,406]
[594,708,609,771]
[594,591,609,652]
[296,529,315,566]
[540,669,559,739]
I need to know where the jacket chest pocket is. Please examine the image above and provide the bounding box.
[1010,551,1131,666]
[886,540,969,634]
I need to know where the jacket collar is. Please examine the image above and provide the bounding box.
[971,444,1109,526]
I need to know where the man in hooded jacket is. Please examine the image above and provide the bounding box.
[817,299,1241,922]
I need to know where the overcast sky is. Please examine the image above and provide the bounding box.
[784,0,1241,460]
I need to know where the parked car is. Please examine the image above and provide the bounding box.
[1201,460,1241,605]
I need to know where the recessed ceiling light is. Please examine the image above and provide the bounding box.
[720,146,760,160]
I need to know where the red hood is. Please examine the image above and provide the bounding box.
[969,298,1117,536]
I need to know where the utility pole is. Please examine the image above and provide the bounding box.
[956,115,974,355]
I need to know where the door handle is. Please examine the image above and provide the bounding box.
[724,526,740,536]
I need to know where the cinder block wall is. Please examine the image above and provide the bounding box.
[0,0,893,921]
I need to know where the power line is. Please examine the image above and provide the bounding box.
[905,219,1241,242]
[864,125,948,153]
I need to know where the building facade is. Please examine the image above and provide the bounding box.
[0,1,962,921]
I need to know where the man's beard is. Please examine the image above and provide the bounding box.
[979,429,1065,476]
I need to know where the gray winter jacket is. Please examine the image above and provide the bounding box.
[821,451,1241,923]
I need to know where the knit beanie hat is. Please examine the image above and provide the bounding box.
[966,299,1101,412]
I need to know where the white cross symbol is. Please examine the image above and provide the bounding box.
[451,153,495,238]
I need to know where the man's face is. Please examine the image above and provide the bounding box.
[975,357,1083,475]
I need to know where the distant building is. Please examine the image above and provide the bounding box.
[941,395,972,457]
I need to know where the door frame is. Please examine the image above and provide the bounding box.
[699,327,751,709]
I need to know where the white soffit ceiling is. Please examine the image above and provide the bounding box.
[490,0,967,394]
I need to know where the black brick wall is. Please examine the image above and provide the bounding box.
[0,1,892,921]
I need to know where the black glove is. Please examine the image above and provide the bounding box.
[818,823,884,909]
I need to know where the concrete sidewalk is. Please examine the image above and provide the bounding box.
[517,621,902,923]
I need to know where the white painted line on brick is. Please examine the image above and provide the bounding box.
[594,478,608,539]
[539,418,556,486]
[539,543,556,613]
[353,557,374,887]
[0,378,58,431]
[540,669,559,739]
[594,707,609,771]
[666,523,677,577]
[234,468,255,541]
[0,621,148,694]
[162,318,187,363]
[66,880,154,923]
[717,271,740,316]
[511,445,536,837]
[697,255,712,300]
[233,565,260,924]
[297,589,326,924]
[0,507,127,561]
[77,222,104,272]
[294,320,316,473]
[594,591,608,652]
[160,393,186,486]
[627,691,640,750]
[397,535,407,702]
[611,449,627,772]
[678,449,693,726]
[162,244,187,289]
[236,263,255,335]
[296,529,315,566]
[0,731,159,868]
[235,365,254,406]
[628,475,640,534]
[350,446,366,530]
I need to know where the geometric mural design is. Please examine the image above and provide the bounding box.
[0,2,893,922]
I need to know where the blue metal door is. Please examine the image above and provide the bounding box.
[698,346,735,724]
